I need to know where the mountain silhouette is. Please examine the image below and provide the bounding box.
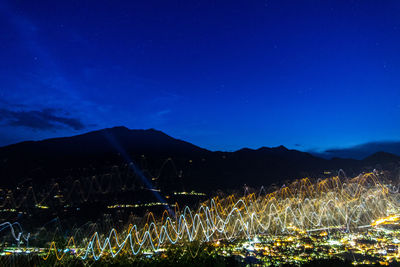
[0,127,399,192]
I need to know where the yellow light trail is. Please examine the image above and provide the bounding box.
[41,172,400,261]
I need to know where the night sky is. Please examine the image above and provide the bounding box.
[0,0,399,152]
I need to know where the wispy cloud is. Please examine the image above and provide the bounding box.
[0,108,85,131]
[312,141,400,160]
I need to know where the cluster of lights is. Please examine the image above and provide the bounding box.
[107,202,170,209]
[35,204,49,209]
[40,172,400,261]
[173,191,206,196]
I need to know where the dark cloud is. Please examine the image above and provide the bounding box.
[0,108,85,130]
[313,141,400,160]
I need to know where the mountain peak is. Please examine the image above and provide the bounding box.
[108,126,130,131]
[101,126,159,133]
[273,145,289,151]
[92,126,169,139]
[257,145,289,153]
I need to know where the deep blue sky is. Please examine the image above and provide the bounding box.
[0,0,399,152]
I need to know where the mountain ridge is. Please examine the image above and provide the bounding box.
[0,127,399,192]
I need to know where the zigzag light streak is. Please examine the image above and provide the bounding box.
[43,172,400,261]
[0,222,30,246]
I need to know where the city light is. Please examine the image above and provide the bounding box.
[33,172,400,265]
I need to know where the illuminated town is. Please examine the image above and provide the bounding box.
[2,171,400,266]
